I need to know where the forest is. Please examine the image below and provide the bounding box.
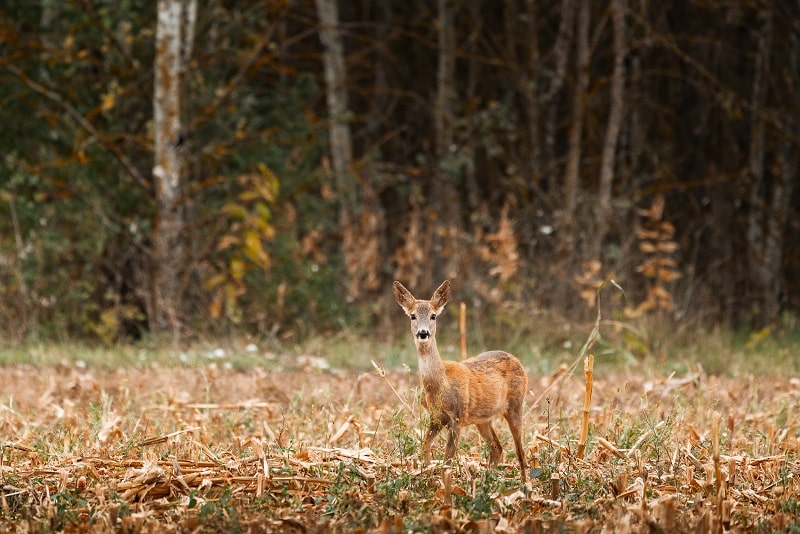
[1,0,798,344]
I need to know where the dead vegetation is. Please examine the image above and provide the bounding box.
[0,358,798,532]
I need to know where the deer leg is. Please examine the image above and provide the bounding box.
[476,422,503,466]
[504,406,528,482]
[444,423,461,460]
[422,420,443,464]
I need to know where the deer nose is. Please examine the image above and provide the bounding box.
[416,330,430,340]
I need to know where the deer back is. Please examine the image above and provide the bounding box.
[441,351,527,425]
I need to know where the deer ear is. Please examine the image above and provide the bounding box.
[393,281,416,314]
[430,280,451,311]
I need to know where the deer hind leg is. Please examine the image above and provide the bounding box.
[476,422,503,466]
[504,404,528,482]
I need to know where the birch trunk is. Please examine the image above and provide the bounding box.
[152,0,188,338]
[315,0,354,203]
[592,0,626,259]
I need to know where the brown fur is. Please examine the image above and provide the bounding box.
[393,280,528,482]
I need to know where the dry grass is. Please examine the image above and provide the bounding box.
[0,355,798,532]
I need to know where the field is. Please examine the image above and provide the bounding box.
[0,337,799,533]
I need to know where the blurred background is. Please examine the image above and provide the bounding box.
[0,0,798,350]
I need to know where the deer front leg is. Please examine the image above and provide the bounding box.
[444,422,461,460]
[422,420,443,464]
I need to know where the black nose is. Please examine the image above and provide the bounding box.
[417,330,430,340]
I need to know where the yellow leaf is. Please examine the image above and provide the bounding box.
[203,273,228,291]
[658,269,682,282]
[656,257,678,268]
[639,241,656,253]
[635,228,660,240]
[209,293,223,319]
[243,230,270,268]
[101,92,116,111]
[224,204,247,219]
[659,221,676,235]
[230,258,245,281]
[254,202,272,223]
[216,234,239,251]
[256,163,280,200]
[657,241,679,253]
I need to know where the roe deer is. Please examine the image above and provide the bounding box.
[393,280,528,482]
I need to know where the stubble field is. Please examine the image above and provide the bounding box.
[0,347,799,532]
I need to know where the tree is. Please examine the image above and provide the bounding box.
[2,0,800,341]
[152,0,196,338]
[746,4,795,325]
[560,0,590,258]
[316,0,384,302]
[592,0,626,259]
[431,0,462,283]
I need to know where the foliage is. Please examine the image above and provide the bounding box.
[626,194,682,319]
[204,164,279,324]
[0,0,799,343]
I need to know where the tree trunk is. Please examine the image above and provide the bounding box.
[592,0,626,259]
[316,0,384,301]
[152,0,189,339]
[523,0,542,183]
[760,31,797,325]
[435,0,455,174]
[542,0,575,180]
[430,0,461,283]
[316,0,354,205]
[366,2,390,150]
[764,137,795,322]
[746,6,773,325]
[559,0,590,256]
[463,0,481,214]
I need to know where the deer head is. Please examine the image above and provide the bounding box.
[393,280,451,345]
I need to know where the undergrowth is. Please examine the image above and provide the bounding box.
[1,315,799,378]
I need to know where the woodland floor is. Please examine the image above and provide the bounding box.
[0,358,798,532]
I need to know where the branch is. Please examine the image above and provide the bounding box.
[187,15,283,135]
[4,63,150,190]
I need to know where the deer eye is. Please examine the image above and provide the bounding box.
[430,314,437,320]
[410,314,416,320]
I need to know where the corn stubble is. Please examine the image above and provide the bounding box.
[0,359,797,532]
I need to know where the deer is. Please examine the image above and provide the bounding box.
[393,280,528,482]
